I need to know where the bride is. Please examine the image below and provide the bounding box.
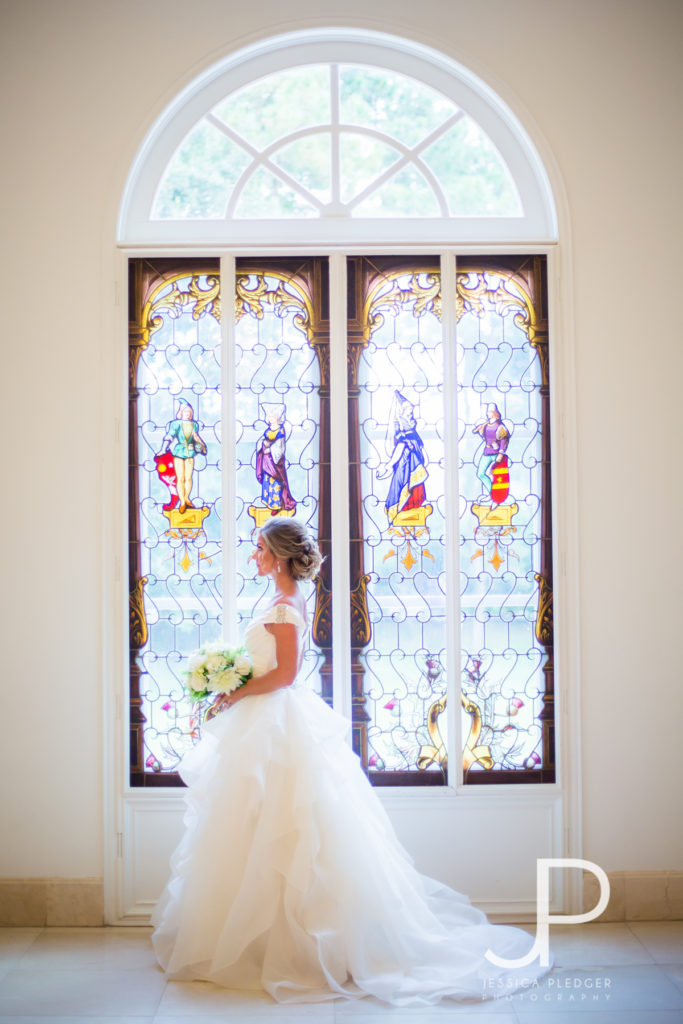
[152,517,548,1005]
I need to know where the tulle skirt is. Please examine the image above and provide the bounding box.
[152,685,548,1005]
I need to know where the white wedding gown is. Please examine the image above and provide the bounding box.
[152,603,549,1005]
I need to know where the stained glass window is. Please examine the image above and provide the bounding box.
[345,256,553,784]
[128,260,222,784]
[349,259,447,783]
[456,258,553,782]
[129,255,552,787]
[233,259,330,698]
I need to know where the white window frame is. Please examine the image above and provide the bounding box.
[118,28,557,248]
[105,28,582,926]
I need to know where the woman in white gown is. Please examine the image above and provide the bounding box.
[152,518,549,1006]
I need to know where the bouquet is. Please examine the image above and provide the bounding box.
[183,642,253,702]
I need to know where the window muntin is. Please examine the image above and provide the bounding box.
[151,64,521,224]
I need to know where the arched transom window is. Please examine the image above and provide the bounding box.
[118,29,556,246]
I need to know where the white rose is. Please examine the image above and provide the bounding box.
[186,652,204,673]
[205,653,226,673]
[214,667,241,694]
[188,671,206,693]
[233,654,251,677]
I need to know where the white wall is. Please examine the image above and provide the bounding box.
[2,0,681,880]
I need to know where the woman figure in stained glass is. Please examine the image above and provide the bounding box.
[159,398,207,514]
[377,391,428,523]
[255,403,296,514]
[473,402,509,501]
[152,516,549,1004]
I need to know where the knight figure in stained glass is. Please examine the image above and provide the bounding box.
[473,402,510,504]
[377,391,429,524]
[255,403,297,515]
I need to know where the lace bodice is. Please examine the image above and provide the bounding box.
[244,603,308,680]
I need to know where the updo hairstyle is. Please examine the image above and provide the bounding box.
[259,518,323,581]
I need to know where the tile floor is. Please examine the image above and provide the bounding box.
[0,921,681,1023]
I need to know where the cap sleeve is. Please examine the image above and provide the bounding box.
[266,603,306,629]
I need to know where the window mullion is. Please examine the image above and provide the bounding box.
[440,252,463,786]
[221,255,238,638]
[328,253,352,722]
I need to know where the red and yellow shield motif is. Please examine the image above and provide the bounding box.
[490,455,510,504]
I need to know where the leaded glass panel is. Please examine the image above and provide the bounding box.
[234,261,328,697]
[352,261,447,781]
[129,261,222,783]
[128,255,553,788]
[456,259,553,780]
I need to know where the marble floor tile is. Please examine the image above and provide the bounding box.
[515,1011,683,1023]
[503,964,683,1014]
[0,929,41,981]
[331,1014,518,1024]
[0,1018,153,1024]
[628,922,683,963]
[663,963,683,995]
[546,923,656,967]
[334,996,516,1015]
[157,980,335,1017]
[0,967,166,1017]
[154,1016,332,1024]
[0,924,681,1020]
[17,925,157,970]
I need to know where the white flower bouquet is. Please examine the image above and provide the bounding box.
[183,642,252,702]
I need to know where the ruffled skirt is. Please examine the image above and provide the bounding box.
[152,686,548,1005]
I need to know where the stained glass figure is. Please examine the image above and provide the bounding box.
[473,403,510,503]
[378,391,429,523]
[255,403,297,515]
[158,398,208,514]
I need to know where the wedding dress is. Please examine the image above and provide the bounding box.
[152,602,548,1005]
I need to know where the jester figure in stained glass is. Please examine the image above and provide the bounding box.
[473,403,510,505]
[156,398,207,514]
[255,403,296,515]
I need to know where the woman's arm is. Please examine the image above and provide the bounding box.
[218,622,299,709]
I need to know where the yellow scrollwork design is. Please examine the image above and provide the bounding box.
[350,573,372,647]
[129,576,148,649]
[534,572,554,647]
[416,693,494,773]
[142,273,221,346]
[456,270,548,385]
[364,271,441,340]
[234,272,314,341]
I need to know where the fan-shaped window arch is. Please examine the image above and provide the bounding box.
[118,29,557,246]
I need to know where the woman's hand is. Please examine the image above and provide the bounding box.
[213,687,247,713]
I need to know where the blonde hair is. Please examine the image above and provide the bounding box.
[259,518,323,581]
